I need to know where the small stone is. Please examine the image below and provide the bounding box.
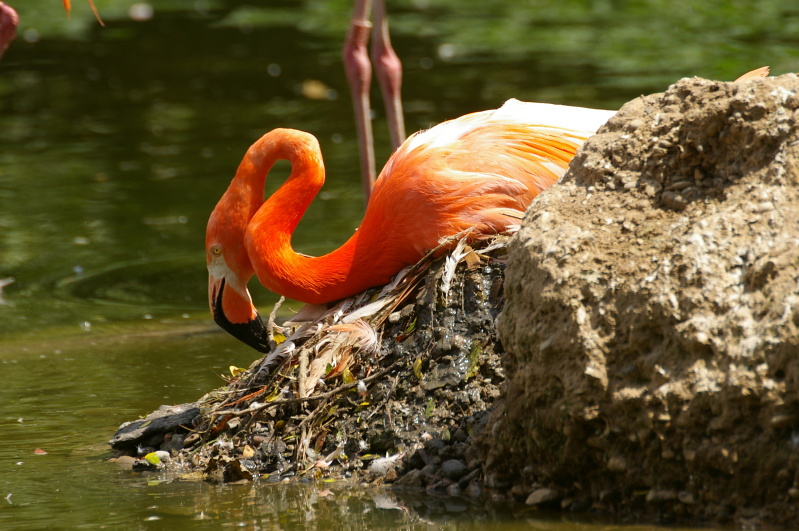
[788,487,799,499]
[113,455,137,470]
[607,456,626,472]
[661,190,686,210]
[159,433,184,453]
[395,468,423,488]
[465,482,482,498]
[678,491,696,504]
[627,119,645,131]
[440,459,467,480]
[446,482,461,496]
[525,487,560,506]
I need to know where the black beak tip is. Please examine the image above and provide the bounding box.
[213,311,271,353]
[212,281,271,353]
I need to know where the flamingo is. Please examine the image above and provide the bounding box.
[206,99,616,351]
[343,0,405,202]
[0,2,18,60]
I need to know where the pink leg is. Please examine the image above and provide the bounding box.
[343,0,376,202]
[0,2,19,61]
[371,0,405,150]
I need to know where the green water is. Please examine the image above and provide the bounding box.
[0,0,796,528]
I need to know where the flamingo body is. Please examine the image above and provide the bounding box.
[206,99,615,351]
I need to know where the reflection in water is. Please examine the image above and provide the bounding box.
[0,1,795,529]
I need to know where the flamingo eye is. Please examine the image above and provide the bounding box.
[210,244,222,257]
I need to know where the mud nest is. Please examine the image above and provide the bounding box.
[110,234,510,492]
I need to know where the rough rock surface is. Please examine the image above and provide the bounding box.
[485,74,799,526]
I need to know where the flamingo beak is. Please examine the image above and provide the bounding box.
[209,275,270,353]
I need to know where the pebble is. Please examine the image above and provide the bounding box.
[446,482,461,496]
[395,468,423,488]
[160,433,184,453]
[464,482,482,498]
[525,488,560,506]
[606,456,626,472]
[113,455,137,470]
[440,459,467,480]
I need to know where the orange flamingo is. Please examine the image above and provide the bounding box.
[206,99,615,351]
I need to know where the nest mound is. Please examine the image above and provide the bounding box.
[110,235,510,492]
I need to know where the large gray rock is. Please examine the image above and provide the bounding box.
[484,75,799,525]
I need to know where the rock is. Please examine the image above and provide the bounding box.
[465,482,482,498]
[109,403,199,451]
[394,468,423,489]
[446,482,462,496]
[440,459,467,480]
[160,433,184,453]
[111,455,137,470]
[525,487,560,506]
[485,74,799,526]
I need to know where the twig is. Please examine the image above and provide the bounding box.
[298,347,309,398]
[211,358,404,418]
[267,296,285,348]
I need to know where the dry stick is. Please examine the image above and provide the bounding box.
[298,347,309,398]
[212,358,404,418]
[294,395,332,467]
[297,424,309,465]
[267,296,285,348]
[296,395,331,433]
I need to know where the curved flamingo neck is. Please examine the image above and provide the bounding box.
[241,129,364,304]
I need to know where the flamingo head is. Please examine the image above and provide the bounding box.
[206,208,270,353]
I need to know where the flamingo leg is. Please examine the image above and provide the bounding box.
[343,0,377,202]
[344,0,406,203]
[371,0,405,150]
